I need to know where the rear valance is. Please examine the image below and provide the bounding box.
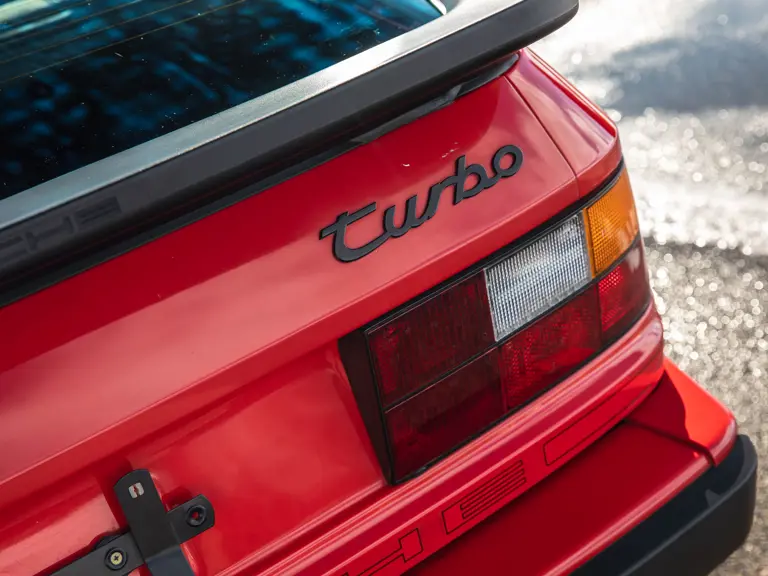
[0,0,578,301]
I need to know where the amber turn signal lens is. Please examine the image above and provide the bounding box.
[585,171,639,274]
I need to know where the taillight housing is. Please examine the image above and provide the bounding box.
[340,166,651,483]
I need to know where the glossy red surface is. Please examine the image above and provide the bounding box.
[627,358,737,465]
[0,296,665,576]
[0,75,577,514]
[411,357,738,576]
[0,45,735,576]
[259,305,665,576]
[507,49,624,196]
[410,422,710,576]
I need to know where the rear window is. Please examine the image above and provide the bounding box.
[0,0,440,199]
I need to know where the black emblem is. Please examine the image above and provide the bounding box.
[320,144,523,262]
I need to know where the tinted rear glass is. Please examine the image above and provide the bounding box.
[0,0,440,199]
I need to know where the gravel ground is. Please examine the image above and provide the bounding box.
[534,0,768,572]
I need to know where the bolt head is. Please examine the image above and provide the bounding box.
[105,547,127,570]
[186,504,207,527]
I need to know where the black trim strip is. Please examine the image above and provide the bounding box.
[0,0,578,298]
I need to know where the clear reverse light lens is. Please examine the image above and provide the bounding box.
[484,214,591,341]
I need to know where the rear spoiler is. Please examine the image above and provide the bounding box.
[0,0,578,303]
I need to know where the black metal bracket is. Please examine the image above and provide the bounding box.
[52,470,215,576]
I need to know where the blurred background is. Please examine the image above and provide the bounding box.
[534,0,768,573]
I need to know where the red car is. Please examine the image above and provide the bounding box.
[0,0,756,574]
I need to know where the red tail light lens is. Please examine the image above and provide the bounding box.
[368,273,494,406]
[598,242,649,342]
[340,169,652,483]
[386,350,504,478]
[500,287,602,410]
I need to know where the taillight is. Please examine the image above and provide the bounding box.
[340,167,651,482]
[585,171,639,274]
[598,242,648,341]
[485,214,591,340]
[386,349,504,478]
[499,287,601,410]
[368,273,494,406]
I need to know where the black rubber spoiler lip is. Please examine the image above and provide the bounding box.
[0,0,578,287]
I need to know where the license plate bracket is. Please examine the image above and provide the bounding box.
[52,469,214,576]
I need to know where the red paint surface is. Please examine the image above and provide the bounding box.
[0,76,577,512]
[627,358,737,465]
[0,48,737,576]
[508,49,623,196]
[410,424,710,576]
[542,361,654,465]
[411,359,738,576]
[212,306,665,576]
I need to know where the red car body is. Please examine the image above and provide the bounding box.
[0,1,756,575]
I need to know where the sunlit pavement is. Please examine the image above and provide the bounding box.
[535,0,768,572]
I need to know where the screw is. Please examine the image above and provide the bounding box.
[105,547,127,570]
[186,504,207,527]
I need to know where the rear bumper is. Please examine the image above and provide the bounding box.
[574,434,757,576]
[410,359,748,576]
